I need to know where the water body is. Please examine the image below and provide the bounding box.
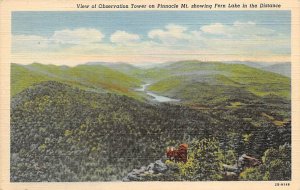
[136,84,180,103]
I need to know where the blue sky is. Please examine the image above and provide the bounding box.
[12,11,291,65]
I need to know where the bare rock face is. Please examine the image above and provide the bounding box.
[122,160,170,181]
[153,160,168,173]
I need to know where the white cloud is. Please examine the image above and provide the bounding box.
[12,34,60,53]
[12,28,105,52]
[148,24,192,44]
[110,30,140,44]
[52,28,104,45]
[201,23,228,35]
[233,21,256,26]
[164,24,188,37]
[12,22,290,65]
[200,21,276,39]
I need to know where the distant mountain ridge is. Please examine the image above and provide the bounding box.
[146,60,291,102]
[224,61,291,77]
[261,63,291,77]
[11,63,142,98]
[19,60,290,77]
[12,60,291,102]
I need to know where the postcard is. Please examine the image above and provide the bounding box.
[0,0,299,189]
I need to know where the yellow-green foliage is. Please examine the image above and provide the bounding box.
[239,167,264,181]
[148,61,290,102]
[11,63,143,99]
[177,138,224,181]
[148,76,183,93]
[11,63,53,96]
[64,130,72,137]
[239,144,291,181]
[177,154,198,180]
[261,143,291,180]
[224,149,237,165]
[38,144,47,152]
[227,102,244,108]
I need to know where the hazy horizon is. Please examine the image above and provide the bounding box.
[11,59,291,68]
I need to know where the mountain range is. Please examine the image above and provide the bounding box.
[10,60,291,181]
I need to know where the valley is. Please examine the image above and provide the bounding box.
[10,60,291,181]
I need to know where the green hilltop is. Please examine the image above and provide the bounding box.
[147,60,290,104]
[11,63,143,99]
[12,60,290,101]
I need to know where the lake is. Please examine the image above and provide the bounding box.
[136,84,180,103]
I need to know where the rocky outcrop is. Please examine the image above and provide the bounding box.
[123,159,179,181]
[123,154,261,181]
[222,154,261,180]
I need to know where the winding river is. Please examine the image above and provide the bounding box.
[136,84,180,103]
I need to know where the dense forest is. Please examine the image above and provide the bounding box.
[10,61,291,181]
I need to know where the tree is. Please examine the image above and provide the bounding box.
[239,167,264,181]
[178,138,224,180]
[261,143,291,180]
[238,143,291,181]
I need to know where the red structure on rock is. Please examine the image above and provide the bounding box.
[166,144,188,163]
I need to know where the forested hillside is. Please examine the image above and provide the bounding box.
[10,61,291,181]
[11,63,142,98]
[147,60,290,101]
